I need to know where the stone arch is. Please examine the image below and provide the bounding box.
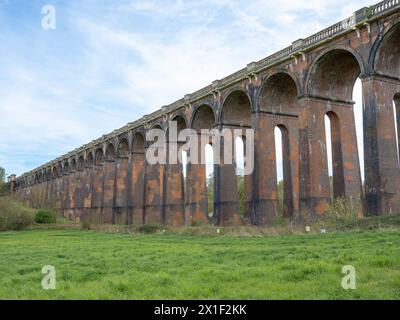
[275,124,294,218]
[215,89,252,226]
[77,155,85,171]
[57,163,63,177]
[63,160,70,174]
[306,48,363,101]
[393,93,400,164]
[191,104,216,132]
[70,158,77,172]
[166,114,188,144]
[86,152,94,168]
[105,143,116,162]
[325,111,345,200]
[52,166,57,179]
[163,114,188,226]
[171,113,189,132]
[220,90,252,126]
[372,21,400,78]
[117,138,129,158]
[130,130,146,225]
[132,131,145,152]
[187,104,216,225]
[149,122,164,131]
[95,147,104,166]
[259,72,300,113]
[146,123,165,157]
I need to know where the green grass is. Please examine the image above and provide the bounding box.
[0,228,399,299]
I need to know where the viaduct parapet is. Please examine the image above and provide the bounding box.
[13,0,400,226]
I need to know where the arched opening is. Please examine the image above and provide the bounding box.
[144,124,165,224]
[70,159,77,173]
[235,136,245,217]
[95,148,104,166]
[308,49,361,101]
[171,115,188,195]
[191,104,216,219]
[105,143,116,162]
[115,138,130,224]
[192,104,216,132]
[77,156,85,171]
[259,73,299,219]
[104,143,116,224]
[132,132,145,152]
[374,23,400,78]
[374,23,400,156]
[86,152,94,168]
[308,49,363,212]
[275,127,284,215]
[324,114,333,200]
[221,91,252,126]
[57,163,63,177]
[205,143,214,217]
[394,94,400,166]
[353,79,364,182]
[117,138,129,158]
[259,73,298,113]
[63,161,70,175]
[131,132,146,225]
[220,90,252,224]
[274,125,294,218]
[324,111,345,201]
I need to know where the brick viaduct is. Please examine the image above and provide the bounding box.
[11,0,400,226]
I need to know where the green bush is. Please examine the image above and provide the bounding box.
[138,224,164,234]
[324,197,357,224]
[190,218,202,227]
[7,211,34,230]
[0,196,35,231]
[81,220,91,230]
[34,209,57,224]
[272,215,288,227]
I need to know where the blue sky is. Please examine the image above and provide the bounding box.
[0,0,377,177]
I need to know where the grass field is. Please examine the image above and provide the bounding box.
[0,228,399,299]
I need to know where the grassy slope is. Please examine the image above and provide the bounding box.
[0,196,36,231]
[0,228,399,299]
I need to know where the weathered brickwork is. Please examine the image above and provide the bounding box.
[12,1,400,226]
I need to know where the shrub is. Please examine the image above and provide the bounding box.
[34,209,57,224]
[325,197,357,225]
[190,218,202,227]
[272,215,288,227]
[138,224,164,234]
[7,211,34,230]
[0,196,35,231]
[81,220,91,230]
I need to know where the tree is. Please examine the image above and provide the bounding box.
[0,166,9,194]
[0,167,5,184]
